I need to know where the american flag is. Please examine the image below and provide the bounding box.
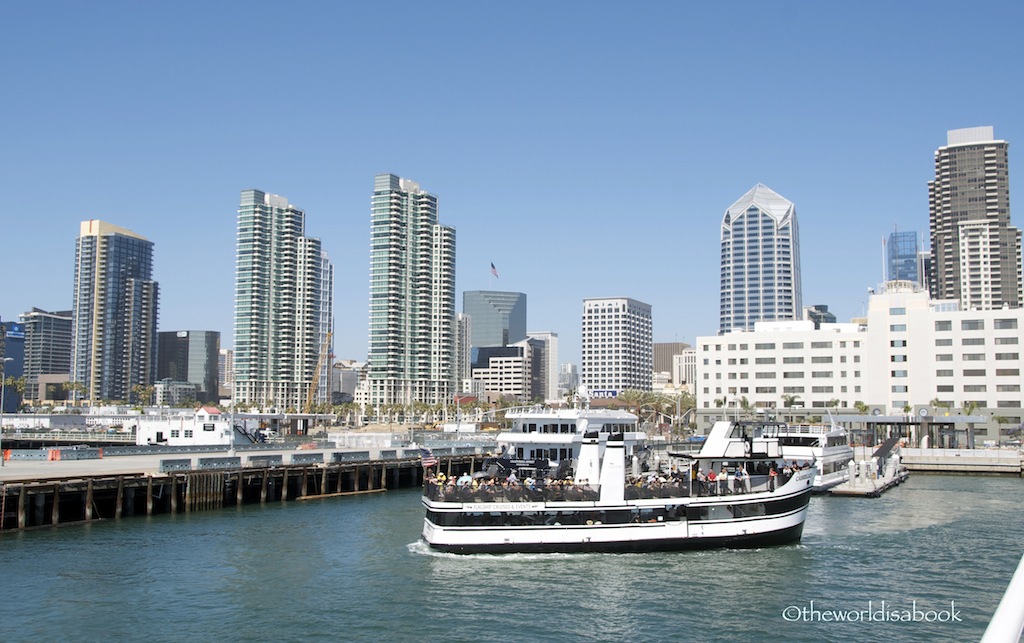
[420,448,438,468]
[490,262,499,278]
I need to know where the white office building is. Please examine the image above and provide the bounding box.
[580,297,652,396]
[695,280,1024,440]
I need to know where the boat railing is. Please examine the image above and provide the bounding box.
[422,471,797,503]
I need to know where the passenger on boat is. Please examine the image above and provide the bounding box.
[719,466,729,495]
[769,467,778,490]
[734,467,750,493]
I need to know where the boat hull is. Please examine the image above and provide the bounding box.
[421,485,811,555]
[423,520,805,554]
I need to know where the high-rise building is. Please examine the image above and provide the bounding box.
[886,230,922,286]
[367,174,456,406]
[19,308,73,404]
[463,291,527,349]
[928,127,1021,310]
[218,348,234,400]
[0,319,25,412]
[71,220,159,404]
[233,190,334,410]
[719,184,802,333]
[527,331,559,402]
[580,297,652,396]
[653,342,689,381]
[157,331,220,403]
[454,313,472,393]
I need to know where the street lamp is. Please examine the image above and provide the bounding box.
[1,357,12,467]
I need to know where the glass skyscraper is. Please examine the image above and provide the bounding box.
[71,220,158,403]
[157,330,221,403]
[19,308,72,404]
[886,230,921,286]
[367,174,456,406]
[233,190,333,410]
[463,290,526,349]
[719,184,802,333]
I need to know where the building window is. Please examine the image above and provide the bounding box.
[996,353,1019,361]
[889,307,906,315]
[936,385,954,392]
[811,356,833,363]
[811,341,833,349]
[783,357,804,364]
[755,357,776,364]
[811,371,833,378]
[962,337,986,346]
[782,372,804,379]
[892,370,907,377]
[997,384,1021,392]
[936,369,954,377]
[936,354,953,362]
[995,337,1019,345]
[962,369,986,377]
[891,385,908,393]
[997,401,1022,408]
[783,342,804,350]
[755,343,775,350]
[961,320,984,331]
[890,324,907,332]
[935,320,952,331]
[891,340,907,347]
[891,355,907,362]
[963,385,987,393]
[996,369,1020,376]
[962,353,985,361]
[994,319,1018,330]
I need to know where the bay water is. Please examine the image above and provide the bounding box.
[1,474,1020,642]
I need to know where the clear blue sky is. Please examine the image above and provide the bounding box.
[3,1,1023,366]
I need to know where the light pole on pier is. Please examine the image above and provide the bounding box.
[1,357,13,467]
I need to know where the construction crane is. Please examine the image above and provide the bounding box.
[305,331,332,414]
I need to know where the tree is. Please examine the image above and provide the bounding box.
[853,401,869,414]
[781,393,801,423]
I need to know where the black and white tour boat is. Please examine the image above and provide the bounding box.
[420,402,814,554]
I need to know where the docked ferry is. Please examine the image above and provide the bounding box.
[773,421,855,492]
[420,405,813,554]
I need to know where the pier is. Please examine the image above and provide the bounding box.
[0,445,486,531]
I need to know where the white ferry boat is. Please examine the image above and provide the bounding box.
[420,405,814,554]
[772,421,854,492]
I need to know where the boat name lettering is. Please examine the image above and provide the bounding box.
[464,502,546,511]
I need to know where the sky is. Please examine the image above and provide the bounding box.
[3,1,1023,367]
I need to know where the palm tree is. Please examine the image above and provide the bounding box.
[781,394,800,422]
[738,396,753,420]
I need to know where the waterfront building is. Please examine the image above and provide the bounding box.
[463,290,526,349]
[694,280,1024,440]
[928,126,1021,310]
[719,184,803,333]
[157,331,220,403]
[18,308,72,405]
[886,229,923,286]
[233,190,334,411]
[470,339,539,402]
[558,363,579,399]
[675,348,697,387]
[0,319,26,412]
[153,378,198,406]
[218,348,233,401]
[527,331,559,402]
[580,297,653,396]
[653,342,689,385]
[366,174,456,406]
[803,304,837,329]
[71,220,159,404]
[454,313,472,393]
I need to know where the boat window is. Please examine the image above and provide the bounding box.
[731,503,766,518]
